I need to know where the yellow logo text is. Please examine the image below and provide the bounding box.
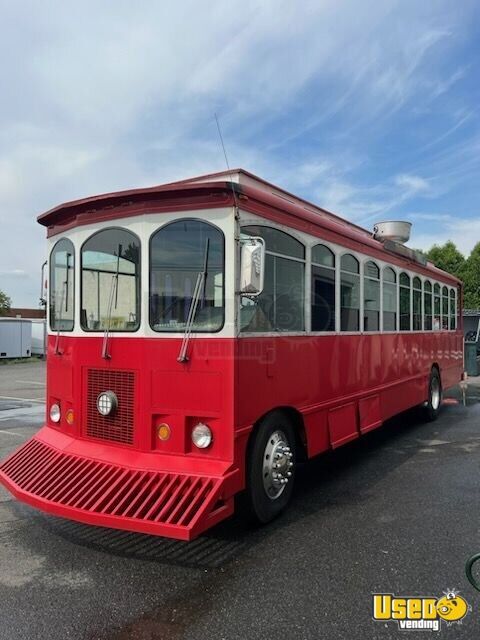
[373,591,469,631]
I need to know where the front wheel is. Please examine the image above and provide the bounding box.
[246,411,296,524]
[425,368,442,421]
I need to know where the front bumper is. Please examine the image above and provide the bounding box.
[0,427,237,541]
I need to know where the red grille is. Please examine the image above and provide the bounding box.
[86,369,135,445]
[0,439,225,532]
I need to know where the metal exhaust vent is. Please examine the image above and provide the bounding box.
[373,221,411,244]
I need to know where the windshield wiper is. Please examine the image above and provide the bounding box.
[102,244,122,360]
[54,252,71,355]
[177,238,209,363]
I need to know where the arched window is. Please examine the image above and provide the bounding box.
[240,226,305,332]
[413,277,422,330]
[424,280,432,330]
[311,244,335,331]
[150,220,224,332]
[364,260,380,331]
[383,267,397,331]
[433,283,441,330]
[442,286,449,330]
[399,272,411,331]
[82,228,140,332]
[450,288,457,330]
[340,254,360,331]
[50,238,75,331]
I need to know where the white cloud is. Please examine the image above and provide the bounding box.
[410,215,480,256]
[394,174,430,193]
[0,269,28,278]
[0,0,477,305]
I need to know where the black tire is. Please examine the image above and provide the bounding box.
[425,368,442,421]
[245,411,296,524]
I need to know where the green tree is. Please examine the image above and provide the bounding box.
[0,290,11,316]
[461,242,480,309]
[425,241,465,277]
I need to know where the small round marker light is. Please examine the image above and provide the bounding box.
[65,409,75,426]
[50,403,61,423]
[157,423,171,441]
[192,423,212,449]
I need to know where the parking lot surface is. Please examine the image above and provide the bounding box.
[1,359,480,639]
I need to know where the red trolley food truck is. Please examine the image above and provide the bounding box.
[0,170,463,540]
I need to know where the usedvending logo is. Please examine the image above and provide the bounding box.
[373,590,470,631]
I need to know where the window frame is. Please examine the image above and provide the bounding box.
[311,243,336,332]
[363,260,380,332]
[149,218,226,334]
[423,280,433,331]
[433,283,441,331]
[441,285,449,331]
[80,226,142,333]
[412,276,422,331]
[399,272,412,332]
[340,252,361,333]
[449,287,456,330]
[49,237,75,332]
[237,215,460,337]
[240,224,306,334]
[382,266,397,332]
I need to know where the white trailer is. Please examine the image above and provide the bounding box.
[0,318,32,359]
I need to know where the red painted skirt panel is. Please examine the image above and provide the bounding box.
[236,332,463,457]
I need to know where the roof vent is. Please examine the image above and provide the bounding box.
[373,221,411,244]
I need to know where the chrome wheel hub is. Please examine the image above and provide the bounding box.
[263,429,294,500]
[431,377,440,410]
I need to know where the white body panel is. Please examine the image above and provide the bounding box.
[47,206,237,339]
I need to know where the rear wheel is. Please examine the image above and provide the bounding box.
[246,411,296,524]
[425,368,442,421]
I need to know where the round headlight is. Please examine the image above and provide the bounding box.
[192,423,212,449]
[50,403,61,423]
[97,391,117,416]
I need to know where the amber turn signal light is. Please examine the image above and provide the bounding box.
[65,409,75,426]
[157,423,171,441]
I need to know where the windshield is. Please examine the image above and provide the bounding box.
[50,238,75,331]
[81,228,141,331]
[149,219,224,332]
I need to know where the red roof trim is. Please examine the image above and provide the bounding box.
[37,169,461,285]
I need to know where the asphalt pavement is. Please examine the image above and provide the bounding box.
[1,359,480,639]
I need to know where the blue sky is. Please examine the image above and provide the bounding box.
[0,0,479,306]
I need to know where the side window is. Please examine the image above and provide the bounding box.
[364,261,380,331]
[424,280,432,330]
[457,285,461,329]
[340,254,360,331]
[442,286,449,330]
[433,283,441,330]
[240,226,305,332]
[450,288,456,330]
[50,238,75,331]
[311,244,335,331]
[399,272,411,331]
[383,267,397,331]
[81,228,141,331]
[413,277,422,330]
